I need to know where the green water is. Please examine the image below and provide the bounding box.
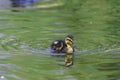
[0,0,120,80]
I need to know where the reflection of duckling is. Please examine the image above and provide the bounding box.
[65,35,74,67]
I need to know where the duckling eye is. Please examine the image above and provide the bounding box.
[67,39,72,42]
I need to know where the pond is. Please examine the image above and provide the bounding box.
[0,0,120,80]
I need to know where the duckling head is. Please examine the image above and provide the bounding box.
[65,35,74,46]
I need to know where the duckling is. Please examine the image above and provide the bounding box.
[65,35,74,67]
[50,35,75,67]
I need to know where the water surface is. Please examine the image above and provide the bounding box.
[0,0,120,80]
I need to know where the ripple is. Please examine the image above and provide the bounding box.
[0,54,10,59]
[0,71,20,80]
[0,33,6,38]
[0,63,20,70]
[29,48,51,55]
[64,75,78,80]
[0,63,20,80]
[55,69,67,75]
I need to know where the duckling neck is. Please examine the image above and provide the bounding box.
[66,44,73,53]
